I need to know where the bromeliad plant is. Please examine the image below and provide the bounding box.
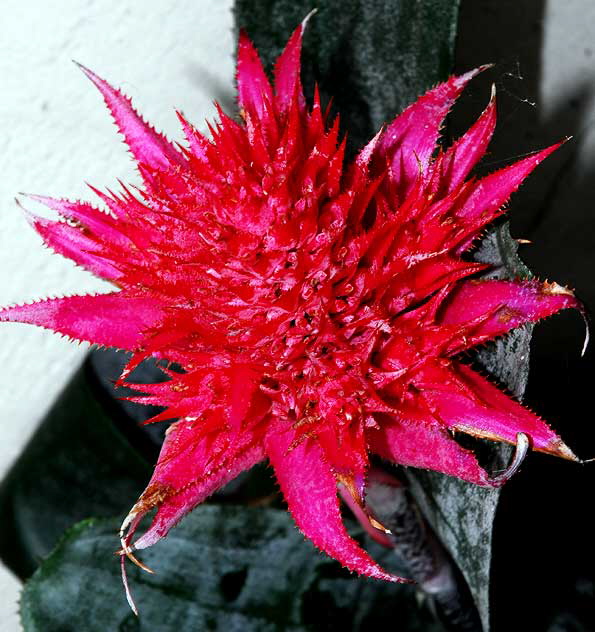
[0,16,582,610]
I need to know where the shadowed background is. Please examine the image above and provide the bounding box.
[455,2,595,629]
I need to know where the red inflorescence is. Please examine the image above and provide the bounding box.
[1,17,581,607]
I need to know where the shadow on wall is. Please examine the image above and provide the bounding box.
[455,1,595,631]
[183,60,237,117]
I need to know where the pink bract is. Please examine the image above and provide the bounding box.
[1,17,581,609]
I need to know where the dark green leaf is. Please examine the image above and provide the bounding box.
[0,360,151,579]
[21,506,443,632]
[406,223,533,632]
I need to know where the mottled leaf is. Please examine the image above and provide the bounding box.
[405,223,532,632]
[0,359,151,579]
[21,506,443,632]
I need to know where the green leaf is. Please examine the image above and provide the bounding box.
[0,360,151,579]
[21,506,443,632]
[405,222,532,632]
[474,222,534,398]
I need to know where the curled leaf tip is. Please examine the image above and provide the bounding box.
[580,309,590,357]
[301,8,318,28]
[488,432,530,486]
[121,555,139,617]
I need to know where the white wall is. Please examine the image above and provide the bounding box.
[0,2,234,629]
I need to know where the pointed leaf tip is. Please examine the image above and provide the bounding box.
[454,142,564,251]
[274,18,309,113]
[380,66,488,195]
[548,437,579,462]
[128,421,265,553]
[236,30,274,120]
[265,423,411,584]
[427,363,576,460]
[0,293,161,351]
[74,61,182,169]
[439,279,581,352]
[437,82,498,193]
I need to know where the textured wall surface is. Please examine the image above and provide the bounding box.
[0,2,234,628]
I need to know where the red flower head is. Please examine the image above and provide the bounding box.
[1,16,582,609]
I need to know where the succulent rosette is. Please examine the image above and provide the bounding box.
[1,17,582,608]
